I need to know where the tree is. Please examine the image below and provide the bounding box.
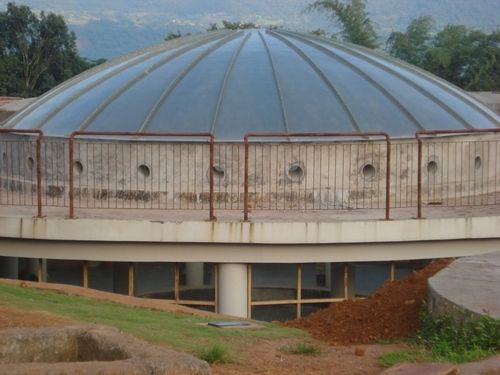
[222,20,256,30]
[307,0,378,48]
[387,17,500,91]
[0,2,101,97]
[387,15,434,66]
[310,28,328,37]
[165,31,181,41]
[207,23,218,32]
[424,26,500,91]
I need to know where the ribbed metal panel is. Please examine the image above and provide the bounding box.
[4,29,498,139]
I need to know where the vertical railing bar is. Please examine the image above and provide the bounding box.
[209,136,215,220]
[385,136,391,220]
[69,135,75,218]
[417,134,423,219]
[261,144,266,210]
[18,140,24,206]
[243,136,249,221]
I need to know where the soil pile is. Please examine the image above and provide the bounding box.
[285,259,452,345]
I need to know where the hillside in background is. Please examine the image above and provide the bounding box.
[1,0,499,59]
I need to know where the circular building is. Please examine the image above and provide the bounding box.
[0,29,499,321]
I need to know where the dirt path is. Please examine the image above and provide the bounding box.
[212,339,406,375]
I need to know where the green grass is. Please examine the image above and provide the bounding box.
[378,351,430,368]
[198,344,231,364]
[0,283,306,362]
[280,342,321,355]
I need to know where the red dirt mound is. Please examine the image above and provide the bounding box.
[285,259,452,345]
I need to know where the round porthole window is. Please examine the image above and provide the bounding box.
[427,161,438,175]
[138,164,151,178]
[474,156,482,170]
[361,163,376,180]
[207,165,226,182]
[213,165,225,178]
[74,161,84,174]
[27,156,35,170]
[287,162,305,182]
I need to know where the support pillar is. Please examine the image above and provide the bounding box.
[217,263,248,318]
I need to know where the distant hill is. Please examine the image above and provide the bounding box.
[1,0,499,59]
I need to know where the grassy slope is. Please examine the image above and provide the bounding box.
[0,283,305,361]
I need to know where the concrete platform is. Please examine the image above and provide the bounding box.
[428,251,500,320]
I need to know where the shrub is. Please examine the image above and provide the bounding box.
[280,342,320,355]
[198,344,230,364]
[415,311,500,363]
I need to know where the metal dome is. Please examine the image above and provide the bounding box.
[4,29,499,139]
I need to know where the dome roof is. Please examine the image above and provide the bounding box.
[4,29,499,139]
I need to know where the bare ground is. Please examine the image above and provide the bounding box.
[212,339,406,375]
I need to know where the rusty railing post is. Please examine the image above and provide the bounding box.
[209,134,215,221]
[68,132,76,219]
[0,129,44,217]
[416,133,423,219]
[35,132,43,218]
[243,135,250,221]
[385,134,391,220]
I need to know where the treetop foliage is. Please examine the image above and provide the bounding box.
[308,0,499,91]
[307,0,378,49]
[0,2,103,97]
[388,16,500,91]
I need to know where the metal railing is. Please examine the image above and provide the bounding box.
[0,129,43,217]
[243,132,391,220]
[68,131,215,220]
[416,129,500,218]
[1,128,499,221]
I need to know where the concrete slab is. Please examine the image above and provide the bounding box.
[381,363,458,375]
[428,251,500,320]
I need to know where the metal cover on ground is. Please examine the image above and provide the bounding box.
[207,321,251,328]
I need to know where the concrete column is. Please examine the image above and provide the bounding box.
[0,256,18,279]
[218,263,248,318]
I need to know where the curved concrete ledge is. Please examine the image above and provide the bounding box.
[0,325,210,375]
[1,215,500,244]
[428,251,500,320]
[1,238,500,263]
